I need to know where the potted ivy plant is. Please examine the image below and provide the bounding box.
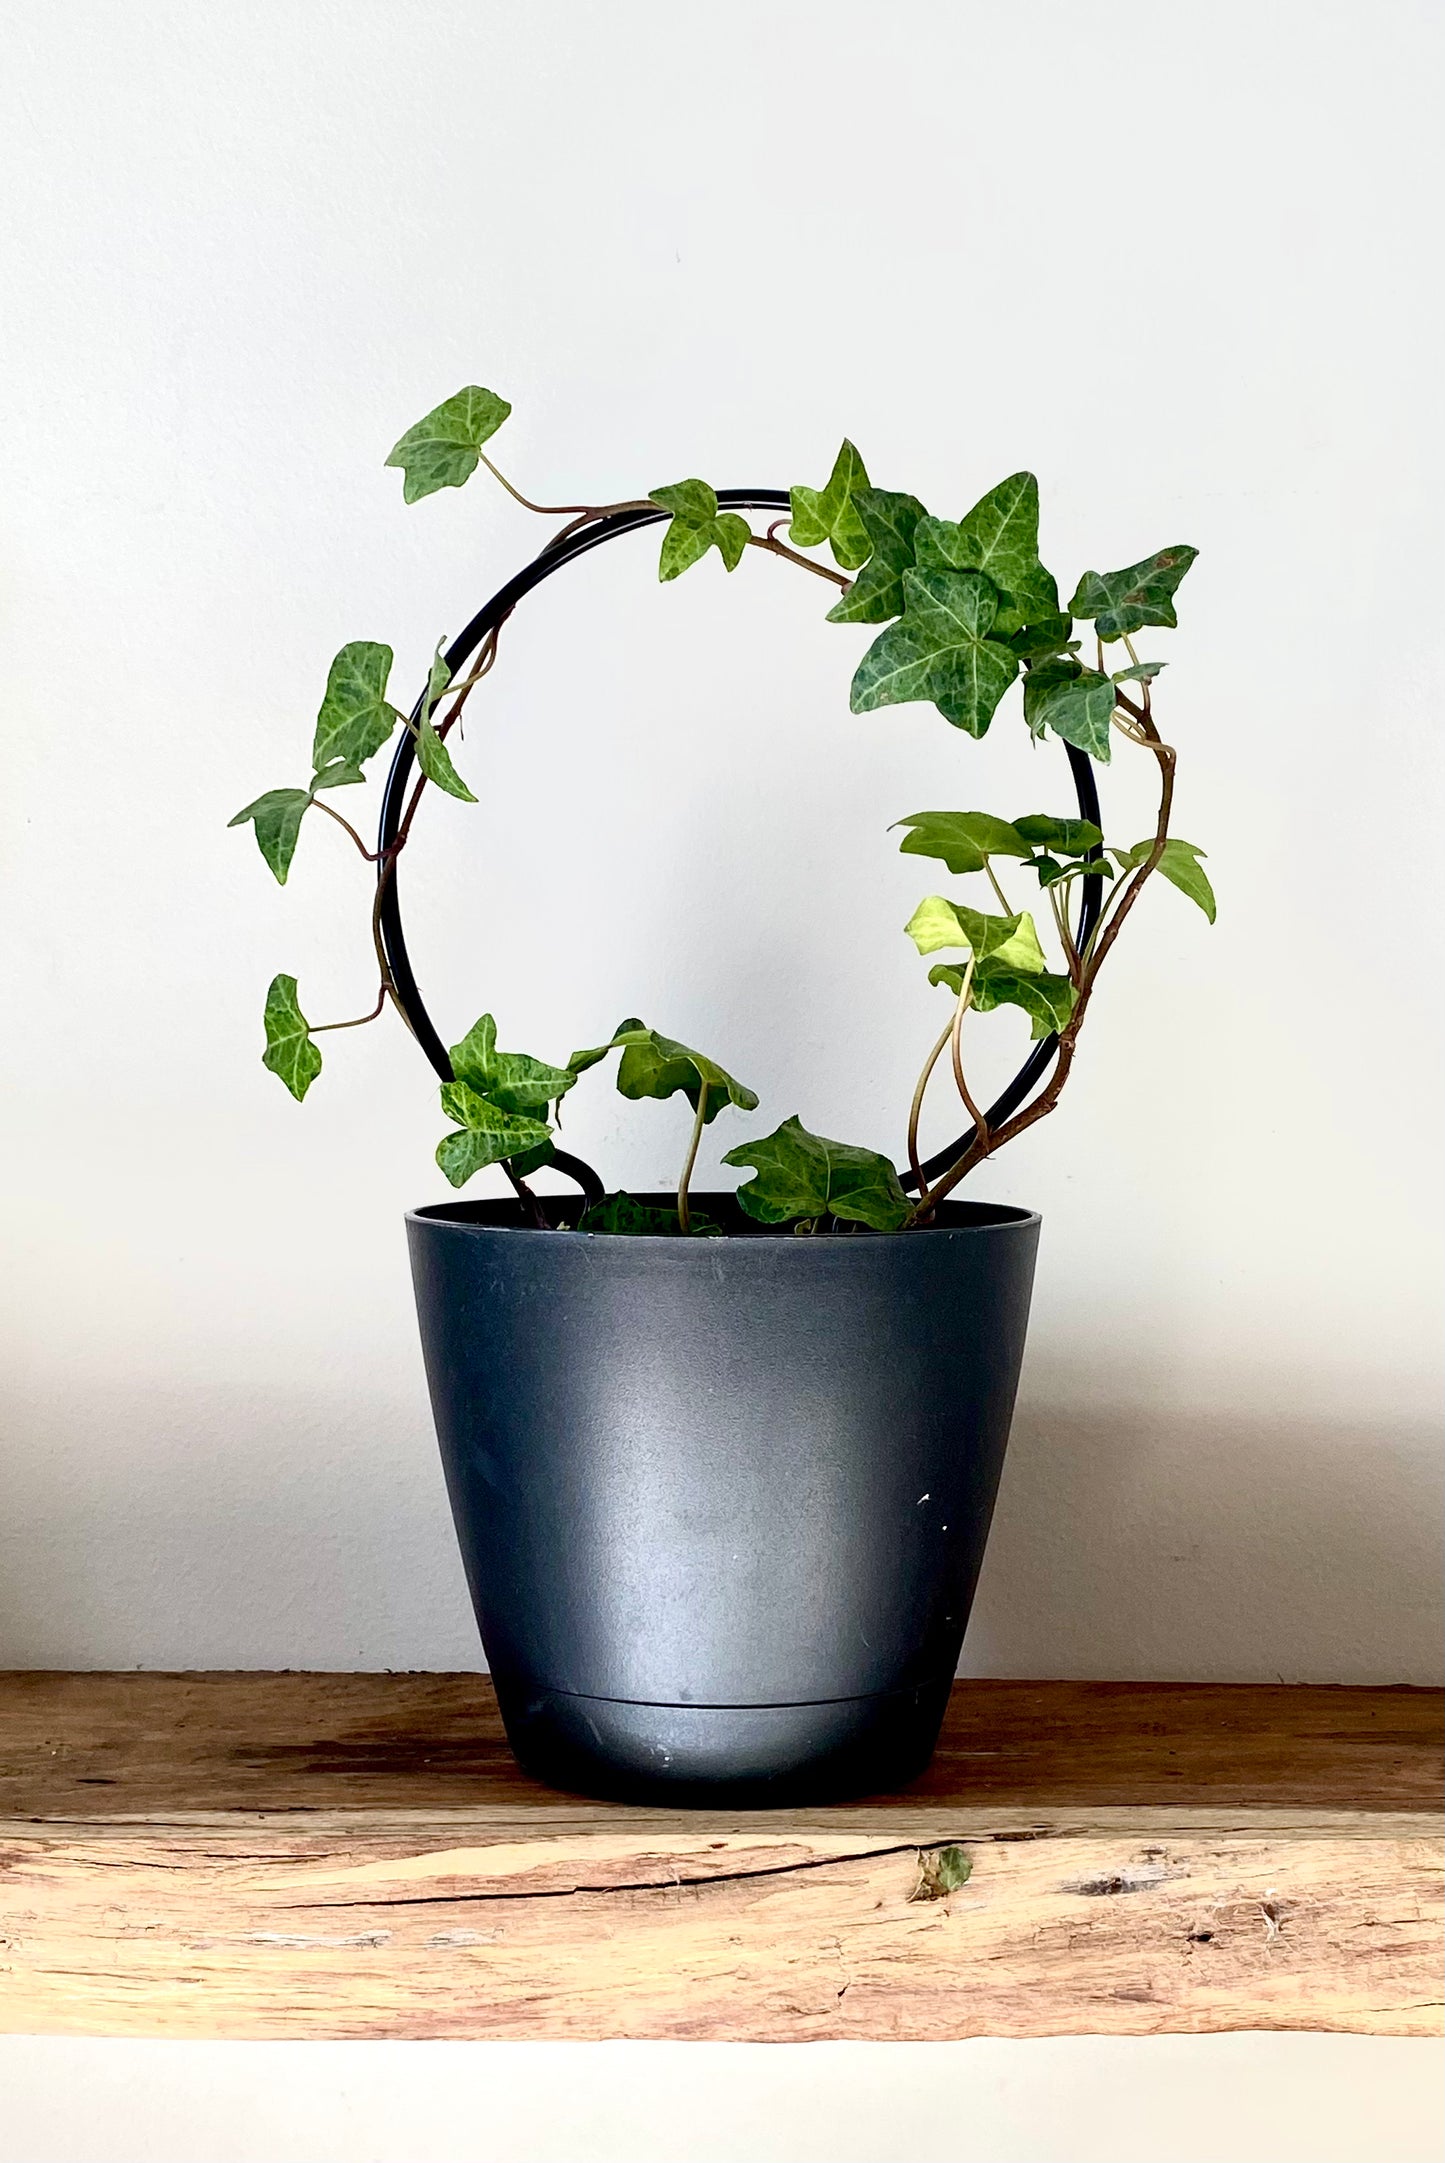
[232,388,1211,1803]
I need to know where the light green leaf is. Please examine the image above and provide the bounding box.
[1069,546,1198,640]
[651,480,751,580]
[569,1022,756,1124]
[261,973,322,1100]
[824,490,929,624]
[578,1192,722,1237]
[913,473,1059,622]
[450,1013,575,1113]
[435,1081,552,1188]
[851,568,1019,737]
[892,811,1032,876]
[310,758,366,791]
[229,788,311,884]
[789,439,873,570]
[723,1116,910,1232]
[385,386,512,503]
[1012,814,1103,855]
[1112,836,1216,921]
[1112,660,1166,683]
[418,644,452,728]
[906,896,1046,974]
[1022,658,1115,763]
[416,716,477,802]
[312,642,403,773]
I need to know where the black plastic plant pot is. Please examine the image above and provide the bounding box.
[407,1195,1040,1805]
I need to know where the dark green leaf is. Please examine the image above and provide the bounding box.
[1112,836,1216,921]
[1069,546,1198,641]
[650,479,751,580]
[824,490,928,624]
[893,811,1031,875]
[1001,614,1078,660]
[1022,658,1115,762]
[973,962,1078,1037]
[578,1192,721,1237]
[850,568,1019,737]
[312,642,404,773]
[385,386,512,503]
[509,1139,555,1179]
[1029,853,1114,888]
[1012,814,1104,855]
[416,717,477,803]
[910,1845,973,1901]
[913,473,1058,622]
[789,439,873,570]
[435,1081,552,1188]
[229,788,311,884]
[723,1116,910,1232]
[450,1013,575,1113]
[568,1023,757,1124]
[1112,660,1166,683]
[261,973,322,1100]
[905,896,1047,973]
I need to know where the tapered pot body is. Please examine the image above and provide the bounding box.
[407,1196,1040,1804]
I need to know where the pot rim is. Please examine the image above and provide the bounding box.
[409,1193,1040,1241]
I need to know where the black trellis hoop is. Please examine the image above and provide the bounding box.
[376,488,1105,1201]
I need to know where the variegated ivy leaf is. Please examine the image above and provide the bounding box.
[913,472,1059,625]
[650,480,752,581]
[789,439,873,570]
[261,973,322,1100]
[435,1081,552,1188]
[928,958,1077,1039]
[1112,660,1166,683]
[418,644,452,728]
[905,896,1047,975]
[312,642,404,773]
[999,613,1078,660]
[416,718,477,802]
[310,758,366,791]
[825,489,929,624]
[722,1116,910,1232]
[850,568,1019,737]
[229,788,311,884]
[385,386,512,503]
[1110,837,1216,921]
[450,1013,575,1114]
[568,1022,757,1123]
[892,811,1032,876]
[1069,546,1198,641]
[1021,658,1115,763]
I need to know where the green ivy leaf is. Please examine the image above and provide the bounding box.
[569,1021,757,1123]
[913,472,1059,623]
[1012,814,1104,856]
[416,717,477,803]
[1111,837,1216,921]
[723,1116,910,1232]
[578,1192,722,1237]
[435,1082,552,1188]
[1022,658,1115,763]
[509,1139,555,1179]
[905,896,1046,974]
[229,788,311,884]
[1112,660,1166,683]
[418,644,452,729]
[1028,852,1114,888]
[650,480,752,581]
[1001,614,1078,661]
[385,386,512,504]
[1069,546,1198,641]
[788,439,873,570]
[310,759,366,791]
[925,957,1076,1039]
[910,1845,973,1902]
[824,490,929,624]
[261,973,322,1100]
[851,568,1019,737]
[312,642,404,773]
[450,1013,575,1113]
[892,811,1032,876]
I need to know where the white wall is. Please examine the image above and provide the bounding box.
[1,0,1440,1686]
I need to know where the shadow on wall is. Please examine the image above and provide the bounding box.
[966,1399,1443,1685]
[0,1383,1439,1682]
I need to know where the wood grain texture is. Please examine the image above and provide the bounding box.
[2,1675,1440,2040]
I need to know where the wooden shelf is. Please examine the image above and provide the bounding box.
[1,1674,1439,2040]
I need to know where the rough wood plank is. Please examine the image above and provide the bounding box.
[1,1675,1440,2041]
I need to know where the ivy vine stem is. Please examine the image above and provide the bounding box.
[677,1090,709,1234]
